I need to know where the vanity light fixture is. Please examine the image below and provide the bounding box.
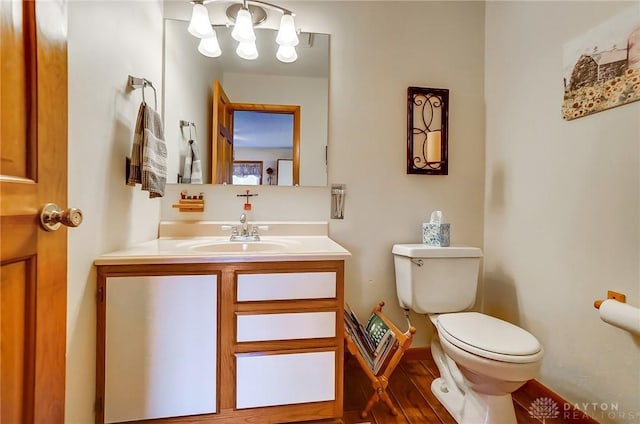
[198,31,222,57]
[188,2,215,38]
[188,0,299,62]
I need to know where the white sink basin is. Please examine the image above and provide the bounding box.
[189,241,292,253]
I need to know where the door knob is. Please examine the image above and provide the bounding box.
[40,203,83,231]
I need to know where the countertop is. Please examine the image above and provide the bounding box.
[94,235,351,265]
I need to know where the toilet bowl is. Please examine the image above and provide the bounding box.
[432,312,543,423]
[392,244,544,424]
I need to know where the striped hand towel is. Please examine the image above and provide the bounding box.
[140,105,167,198]
[183,139,203,184]
[126,103,167,198]
[126,103,145,186]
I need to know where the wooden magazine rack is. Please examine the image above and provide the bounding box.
[343,301,416,419]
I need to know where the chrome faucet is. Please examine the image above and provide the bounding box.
[230,213,260,241]
[239,213,249,236]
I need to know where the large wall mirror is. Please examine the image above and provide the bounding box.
[163,19,329,186]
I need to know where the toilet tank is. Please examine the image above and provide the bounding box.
[392,244,482,314]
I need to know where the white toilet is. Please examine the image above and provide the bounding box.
[392,244,543,424]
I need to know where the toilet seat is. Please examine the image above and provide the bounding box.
[437,312,543,364]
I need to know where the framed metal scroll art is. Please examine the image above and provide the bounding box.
[407,87,449,175]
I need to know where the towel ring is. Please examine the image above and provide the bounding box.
[190,123,197,142]
[179,121,197,142]
[141,79,157,111]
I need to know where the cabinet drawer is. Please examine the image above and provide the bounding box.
[237,311,336,342]
[236,351,335,409]
[237,272,336,301]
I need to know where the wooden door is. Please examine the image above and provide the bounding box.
[1,1,68,422]
[211,80,233,184]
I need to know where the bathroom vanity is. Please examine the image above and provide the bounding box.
[94,222,350,424]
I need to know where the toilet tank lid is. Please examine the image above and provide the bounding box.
[392,244,482,258]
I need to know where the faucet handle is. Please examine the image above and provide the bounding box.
[251,225,268,237]
[221,224,238,235]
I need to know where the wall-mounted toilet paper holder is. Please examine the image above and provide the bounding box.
[594,290,640,336]
[594,290,626,309]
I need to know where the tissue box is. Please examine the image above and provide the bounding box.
[422,223,450,247]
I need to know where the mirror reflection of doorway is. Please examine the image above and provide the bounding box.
[233,111,295,185]
[212,80,301,185]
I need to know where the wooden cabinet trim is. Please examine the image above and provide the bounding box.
[95,260,344,424]
[235,339,338,353]
[96,260,343,275]
[235,300,338,313]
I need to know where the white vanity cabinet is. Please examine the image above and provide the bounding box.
[103,275,217,423]
[95,260,345,424]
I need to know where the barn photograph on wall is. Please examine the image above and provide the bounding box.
[562,5,640,121]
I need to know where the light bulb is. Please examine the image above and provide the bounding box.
[236,40,258,60]
[231,8,256,43]
[276,13,298,47]
[198,31,221,57]
[276,45,297,63]
[188,4,214,38]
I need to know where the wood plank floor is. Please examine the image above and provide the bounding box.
[338,354,589,424]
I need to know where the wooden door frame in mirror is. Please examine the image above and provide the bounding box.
[227,103,301,185]
[407,87,449,175]
[212,80,234,184]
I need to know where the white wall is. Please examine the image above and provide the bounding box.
[66,1,164,422]
[484,2,640,422]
